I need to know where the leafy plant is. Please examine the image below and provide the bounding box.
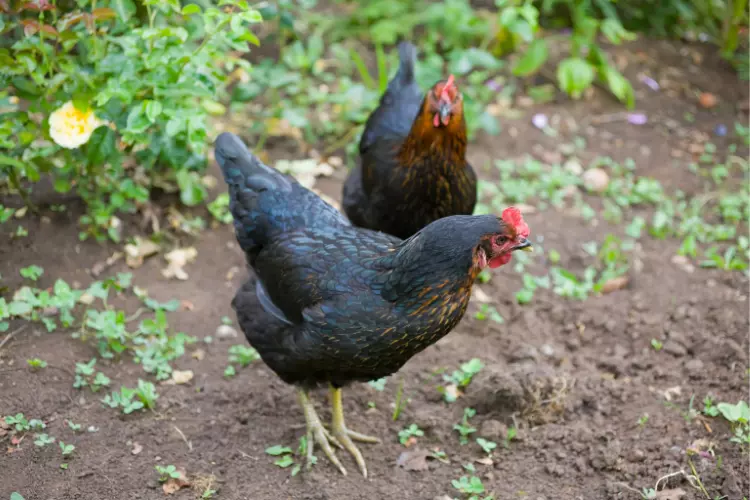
[502,426,517,449]
[265,444,297,469]
[59,441,75,456]
[440,358,484,403]
[476,437,497,455]
[27,358,47,369]
[34,433,55,447]
[19,265,43,281]
[155,464,181,482]
[101,380,158,414]
[368,377,387,391]
[73,359,111,392]
[454,407,477,445]
[0,0,262,241]
[452,474,487,497]
[228,344,260,367]
[398,424,425,445]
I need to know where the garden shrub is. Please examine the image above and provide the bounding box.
[0,0,261,241]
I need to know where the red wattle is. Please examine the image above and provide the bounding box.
[489,253,512,268]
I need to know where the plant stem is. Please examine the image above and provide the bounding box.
[6,165,36,213]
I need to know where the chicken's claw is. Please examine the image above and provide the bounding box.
[298,389,347,475]
[330,386,380,478]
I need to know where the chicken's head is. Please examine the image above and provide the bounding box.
[474,207,532,270]
[428,75,462,128]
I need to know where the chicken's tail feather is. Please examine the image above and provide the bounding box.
[215,132,293,256]
[215,132,291,192]
[395,41,417,86]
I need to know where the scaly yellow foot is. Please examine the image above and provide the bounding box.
[297,389,346,475]
[329,385,380,478]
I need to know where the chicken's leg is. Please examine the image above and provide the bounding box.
[329,385,380,478]
[297,389,346,475]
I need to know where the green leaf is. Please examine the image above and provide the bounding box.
[274,455,294,468]
[11,493,26,500]
[515,288,534,304]
[126,105,151,134]
[165,117,183,137]
[513,38,548,76]
[86,127,116,166]
[9,301,33,316]
[181,4,201,15]
[265,445,292,456]
[600,19,636,45]
[175,170,206,207]
[717,401,750,424]
[112,0,136,22]
[20,265,43,281]
[54,178,72,193]
[144,101,162,123]
[602,66,635,109]
[557,57,595,99]
[509,19,533,42]
[0,155,27,171]
[201,100,226,116]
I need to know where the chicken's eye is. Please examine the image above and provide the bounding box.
[494,235,507,245]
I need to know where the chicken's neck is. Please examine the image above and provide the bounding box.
[377,235,478,322]
[397,112,467,169]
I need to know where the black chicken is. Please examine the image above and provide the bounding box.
[343,41,478,239]
[217,132,531,477]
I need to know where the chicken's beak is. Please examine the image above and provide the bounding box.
[512,237,533,252]
[438,102,452,124]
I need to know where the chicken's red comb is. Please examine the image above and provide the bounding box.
[501,207,530,238]
[439,74,456,101]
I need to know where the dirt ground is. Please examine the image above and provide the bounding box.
[1,39,749,500]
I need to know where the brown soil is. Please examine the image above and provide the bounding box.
[1,39,749,500]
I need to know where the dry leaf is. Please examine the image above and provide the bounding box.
[264,118,302,141]
[396,448,430,471]
[125,237,161,268]
[443,384,460,402]
[473,287,491,303]
[161,247,197,281]
[600,276,629,294]
[162,468,190,495]
[181,300,194,311]
[226,266,240,281]
[192,349,206,361]
[475,457,494,466]
[170,370,194,385]
[90,252,123,277]
[663,386,682,401]
[403,436,418,448]
[216,324,238,339]
[276,159,334,190]
[131,442,143,455]
[656,488,686,500]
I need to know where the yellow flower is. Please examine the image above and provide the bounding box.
[49,101,105,149]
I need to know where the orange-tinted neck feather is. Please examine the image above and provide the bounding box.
[397,98,467,167]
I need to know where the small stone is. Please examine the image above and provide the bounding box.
[544,463,565,477]
[216,324,238,339]
[563,158,583,175]
[628,449,646,462]
[540,344,555,357]
[582,168,609,193]
[508,345,539,363]
[685,359,704,374]
[699,92,717,108]
[663,341,687,357]
[479,419,507,440]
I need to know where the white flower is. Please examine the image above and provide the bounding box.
[49,101,105,149]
